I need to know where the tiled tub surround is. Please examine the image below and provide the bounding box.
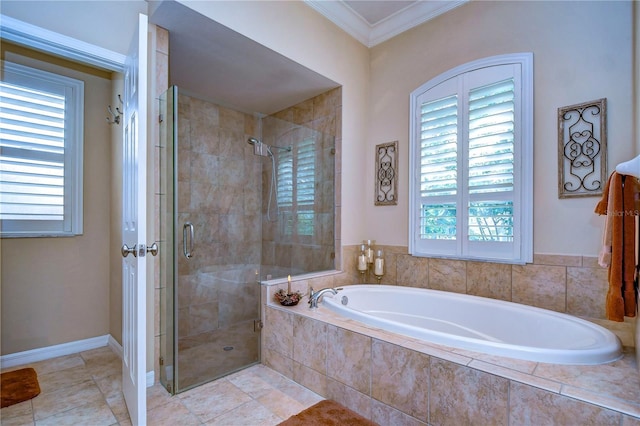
[261,251,639,425]
[341,246,633,326]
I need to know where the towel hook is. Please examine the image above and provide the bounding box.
[106,94,123,125]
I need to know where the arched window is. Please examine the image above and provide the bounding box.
[409,53,533,263]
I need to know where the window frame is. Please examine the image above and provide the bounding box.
[408,53,533,264]
[0,60,84,237]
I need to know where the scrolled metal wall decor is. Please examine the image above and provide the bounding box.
[558,98,607,198]
[375,141,398,206]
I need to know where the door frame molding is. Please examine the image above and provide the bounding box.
[0,14,126,71]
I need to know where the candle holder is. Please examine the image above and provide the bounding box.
[274,288,302,306]
[357,244,368,282]
[373,249,384,283]
[364,239,375,266]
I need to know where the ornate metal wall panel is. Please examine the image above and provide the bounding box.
[375,141,398,206]
[558,98,607,198]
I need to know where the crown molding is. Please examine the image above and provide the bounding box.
[304,0,468,48]
[369,1,468,46]
[304,0,371,46]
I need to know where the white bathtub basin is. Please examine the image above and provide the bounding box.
[321,285,622,365]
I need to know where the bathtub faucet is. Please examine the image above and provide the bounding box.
[308,287,338,308]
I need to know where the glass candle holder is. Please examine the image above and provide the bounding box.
[357,244,368,273]
[374,249,384,283]
[364,239,375,264]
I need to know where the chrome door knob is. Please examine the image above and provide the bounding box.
[121,244,137,258]
[147,242,158,257]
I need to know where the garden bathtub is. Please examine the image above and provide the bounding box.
[321,285,622,365]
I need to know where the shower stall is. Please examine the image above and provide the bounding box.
[158,86,338,393]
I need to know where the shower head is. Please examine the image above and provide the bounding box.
[247,137,261,145]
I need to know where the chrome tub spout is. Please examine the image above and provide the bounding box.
[308,287,338,308]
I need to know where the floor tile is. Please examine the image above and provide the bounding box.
[179,379,252,423]
[3,349,323,426]
[35,399,116,426]
[205,400,282,425]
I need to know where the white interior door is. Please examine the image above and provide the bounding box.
[121,13,148,426]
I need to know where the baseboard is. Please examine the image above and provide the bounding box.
[0,335,110,369]
[106,337,155,388]
[108,335,124,359]
[2,335,156,387]
[147,370,155,387]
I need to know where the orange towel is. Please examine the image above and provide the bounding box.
[594,172,639,321]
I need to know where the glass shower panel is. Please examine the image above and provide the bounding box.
[259,116,335,280]
[159,86,261,395]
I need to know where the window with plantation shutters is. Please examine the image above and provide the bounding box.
[276,138,315,236]
[409,53,533,263]
[0,61,84,237]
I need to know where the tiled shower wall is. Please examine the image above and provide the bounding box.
[175,93,262,340]
[260,87,342,278]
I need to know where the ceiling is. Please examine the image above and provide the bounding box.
[149,1,340,116]
[148,0,464,116]
[305,0,467,47]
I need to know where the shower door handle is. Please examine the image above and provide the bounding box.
[183,222,194,259]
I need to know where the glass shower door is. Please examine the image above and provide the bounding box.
[159,86,262,394]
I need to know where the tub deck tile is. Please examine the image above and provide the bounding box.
[561,385,640,419]
[469,359,562,394]
[401,338,473,366]
[265,298,639,420]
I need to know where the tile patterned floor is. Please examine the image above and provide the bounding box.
[0,346,323,425]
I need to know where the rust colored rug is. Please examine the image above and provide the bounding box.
[278,399,379,426]
[0,368,41,408]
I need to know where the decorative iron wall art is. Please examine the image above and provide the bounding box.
[375,141,398,206]
[558,98,607,198]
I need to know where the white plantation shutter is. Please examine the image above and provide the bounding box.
[0,62,84,237]
[296,138,315,236]
[409,54,533,263]
[467,78,515,244]
[276,138,315,236]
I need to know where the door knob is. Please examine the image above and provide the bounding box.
[121,244,137,258]
[147,242,158,256]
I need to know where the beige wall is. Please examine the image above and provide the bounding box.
[0,45,113,354]
[368,1,634,256]
[176,0,370,247]
[0,0,147,56]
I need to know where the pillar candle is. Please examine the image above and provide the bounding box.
[287,275,291,294]
[374,258,384,275]
[357,254,368,271]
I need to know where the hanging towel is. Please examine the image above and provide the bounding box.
[595,172,615,267]
[594,171,639,321]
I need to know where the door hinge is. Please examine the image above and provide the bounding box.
[254,319,263,332]
[159,114,164,123]
[159,356,164,366]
